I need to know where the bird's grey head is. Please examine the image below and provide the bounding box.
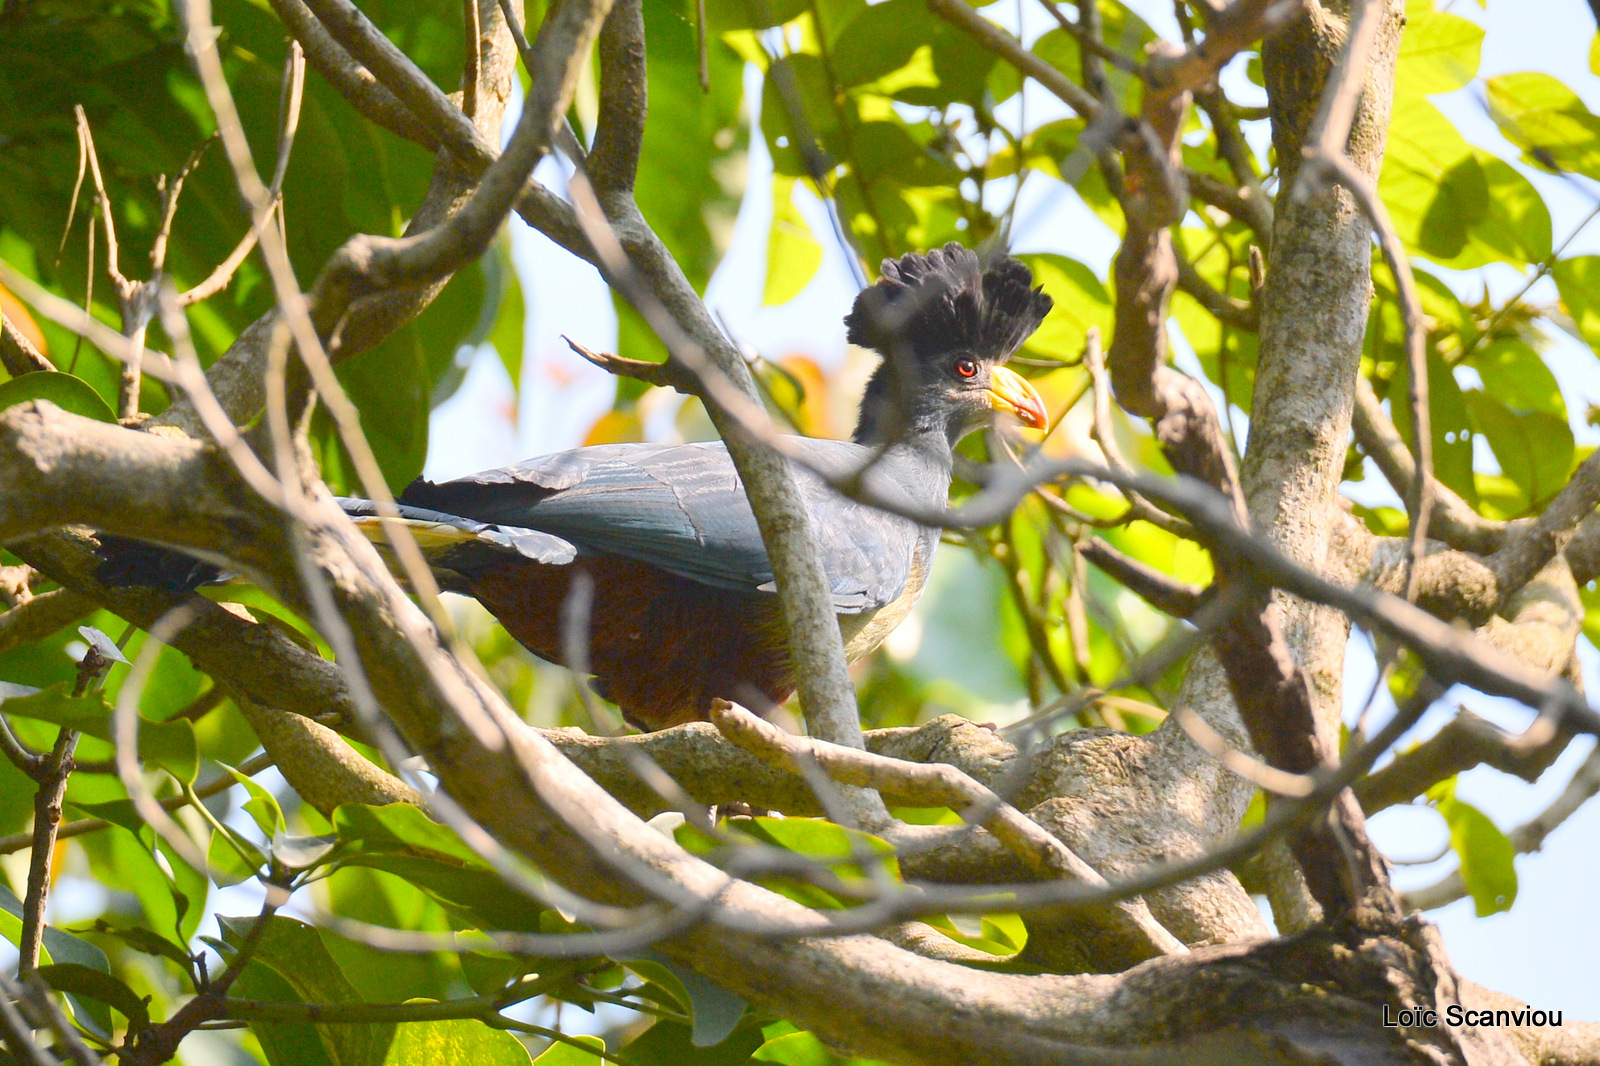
[845,242,1053,448]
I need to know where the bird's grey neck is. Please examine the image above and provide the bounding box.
[853,424,955,472]
[852,388,957,461]
[843,435,954,517]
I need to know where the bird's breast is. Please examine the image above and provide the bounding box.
[839,530,937,661]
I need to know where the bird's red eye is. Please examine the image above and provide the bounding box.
[955,358,978,379]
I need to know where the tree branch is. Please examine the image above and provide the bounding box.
[1356,706,1573,815]
[1351,374,1505,556]
[925,0,1100,118]
[6,403,1588,1057]
[0,589,95,655]
[265,0,443,149]
[709,701,1188,966]
[1,310,55,376]
[1404,742,1600,913]
[1489,447,1600,609]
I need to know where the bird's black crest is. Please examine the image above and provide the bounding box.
[843,242,1052,364]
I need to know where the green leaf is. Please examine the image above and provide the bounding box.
[623,1020,764,1066]
[705,0,810,32]
[1486,72,1600,181]
[753,1031,831,1065]
[1031,2,1155,115]
[1471,339,1566,419]
[333,804,486,868]
[230,954,338,1066]
[323,866,459,1005]
[765,178,823,306]
[67,798,149,836]
[918,914,1025,957]
[531,1036,606,1064]
[80,826,195,944]
[1454,154,1550,267]
[829,0,998,108]
[220,760,286,837]
[383,1012,534,1064]
[830,0,934,88]
[0,374,117,422]
[753,1028,893,1064]
[621,952,747,1048]
[334,803,544,931]
[1011,254,1112,363]
[1396,0,1482,96]
[222,914,396,1066]
[1429,782,1518,917]
[484,231,526,394]
[85,916,194,972]
[459,951,524,998]
[1463,390,1574,509]
[0,884,113,989]
[762,53,842,180]
[340,853,544,932]
[1552,256,1600,356]
[1391,140,1551,270]
[737,817,898,878]
[1381,97,1482,264]
[36,963,149,1034]
[208,823,267,887]
[0,683,197,783]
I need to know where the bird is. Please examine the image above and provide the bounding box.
[343,243,1053,732]
[98,243,1052,731]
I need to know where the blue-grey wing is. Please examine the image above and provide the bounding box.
[401,441,931,612]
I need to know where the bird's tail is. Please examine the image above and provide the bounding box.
[336,498,576,592]
[95,500,576,594]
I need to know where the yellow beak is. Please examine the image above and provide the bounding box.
[984,365,1048,430]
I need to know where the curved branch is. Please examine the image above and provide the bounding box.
[0,588,94,655]
[925,0,1100,118]
[1351,375,1504,556]
[1404,742,1600,913]
[1356,706,1573,815]
[267,0,443,149]
[587,0,647,194]
[709,700,1188,965]
[311,0,611,312]
[1,311,55,376]
[1489,447,1600,608]
[10,392,1577,1064]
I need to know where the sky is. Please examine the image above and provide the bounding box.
[416,0,1600,1015]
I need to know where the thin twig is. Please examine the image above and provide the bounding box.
[18,647,113,975]
[708,700,1188,957]
[0,969,65,1066]
[181,44,305,306]
[0,713,44,779]
[17,975,100,1066]
[1037,0,1147,76]
[0,311,56,376]
[926,0,1101,118]
[1080,328,1195,537]
[462,0,482,119]
[267,0,442,148]
[1404,741,1600,911]
[1356,706,1571,814]
[121,897,282,1066]
[0,752,274,856]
